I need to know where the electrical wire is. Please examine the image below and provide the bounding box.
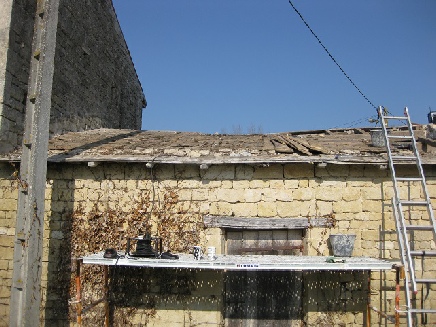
[288,1,377,110]
[330,114,379,129]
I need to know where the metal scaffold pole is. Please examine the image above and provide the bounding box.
[9,0,60,326]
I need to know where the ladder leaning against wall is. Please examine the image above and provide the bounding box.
[378,106,436,326]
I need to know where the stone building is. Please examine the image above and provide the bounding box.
[0,0,145,153]
[0,1,436,326]
[1,126,436,326]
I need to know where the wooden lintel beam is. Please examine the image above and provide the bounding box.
[203,215,335,230]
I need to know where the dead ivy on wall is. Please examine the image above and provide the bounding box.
[67,182,203,326]
[155,188,204,253]
[306,211,336,256]
[5,162,25,190]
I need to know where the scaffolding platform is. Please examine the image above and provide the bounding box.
[75,253,400,326]
[82,252,395,271]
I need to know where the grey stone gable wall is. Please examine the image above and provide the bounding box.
[0,0,145,154]
[0,0,36,153]
[50,0,145,135]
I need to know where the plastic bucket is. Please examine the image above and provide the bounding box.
[329,234,356,257]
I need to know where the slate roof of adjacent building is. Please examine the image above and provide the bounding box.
[2,125,436,165]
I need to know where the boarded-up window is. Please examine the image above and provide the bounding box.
[224,230,303,327]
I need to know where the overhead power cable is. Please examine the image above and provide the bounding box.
[331,114,379,129]
[288,1,377,110]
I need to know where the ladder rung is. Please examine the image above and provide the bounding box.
[415,278,436,284]
[383,116,408,120]
[387,135,413,140]
[409,309,436,314]
[405,225,433,231]
[409,250,436,257]
[400,200,429,206]
[396,177,423,182]
[391,156,417,161]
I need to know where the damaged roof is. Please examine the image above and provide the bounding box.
[2,126,436,165]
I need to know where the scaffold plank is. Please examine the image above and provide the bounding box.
[82,252,395,271]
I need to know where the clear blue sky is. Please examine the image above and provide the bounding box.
[112,0,436,134]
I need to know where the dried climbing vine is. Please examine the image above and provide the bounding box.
[306,211,336,256]
[67,181,203,325]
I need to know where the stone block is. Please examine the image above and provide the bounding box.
[333,200,362,213]
[0,285,11,299]
[232,180,250,189]
[283,179,300,189]
[216,188,244,203]
[191,189,208,201]
[0,303,10,318]
[0,198,17,211]
[253,164,283,179]
[284,163,314,178]
[293,188,313,201]
[249,180,269,188]
[0,186,17,200]
[349,165,364,177]
[320,180,347,187]
[174,165,199,179]
[0,260,8,270]
[269,179,284,189]
[232,202,258,217]
[209,202,233,216]
[257,201,277,217]
[362,200,383,213]
[176,189,193,201]
[235,165,254,180]
[363,165,388,178]
[315,201,333,216]
[352,212,370,221]
[342,188,361,201]
[0,269,11,280]
[349,220,370,231]
[0,235,12,247]
[178,179,201,189]
[316,164,349,177]
[201,165,234,180]
[315,187,342,201]
[260,188,285,202]
[336,220,350,230]
[154,165,175,179]
[299,201,315,216]
[277,201,300,217]
[0,247,13,260]
[271,188,293,201]
[221,180,232,188]
[243,189,262,203]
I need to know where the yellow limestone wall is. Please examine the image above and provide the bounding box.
[0,161,435,326]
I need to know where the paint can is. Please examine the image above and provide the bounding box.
[207,246,216,260]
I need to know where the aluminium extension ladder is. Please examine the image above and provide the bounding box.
[378,107,436,326]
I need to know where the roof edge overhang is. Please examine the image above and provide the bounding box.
[3,154,436,165]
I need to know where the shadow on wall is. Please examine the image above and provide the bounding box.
[304,270,369,325]
[44,164,75,325]
[225,271,303,326]
[76,267,223,326]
